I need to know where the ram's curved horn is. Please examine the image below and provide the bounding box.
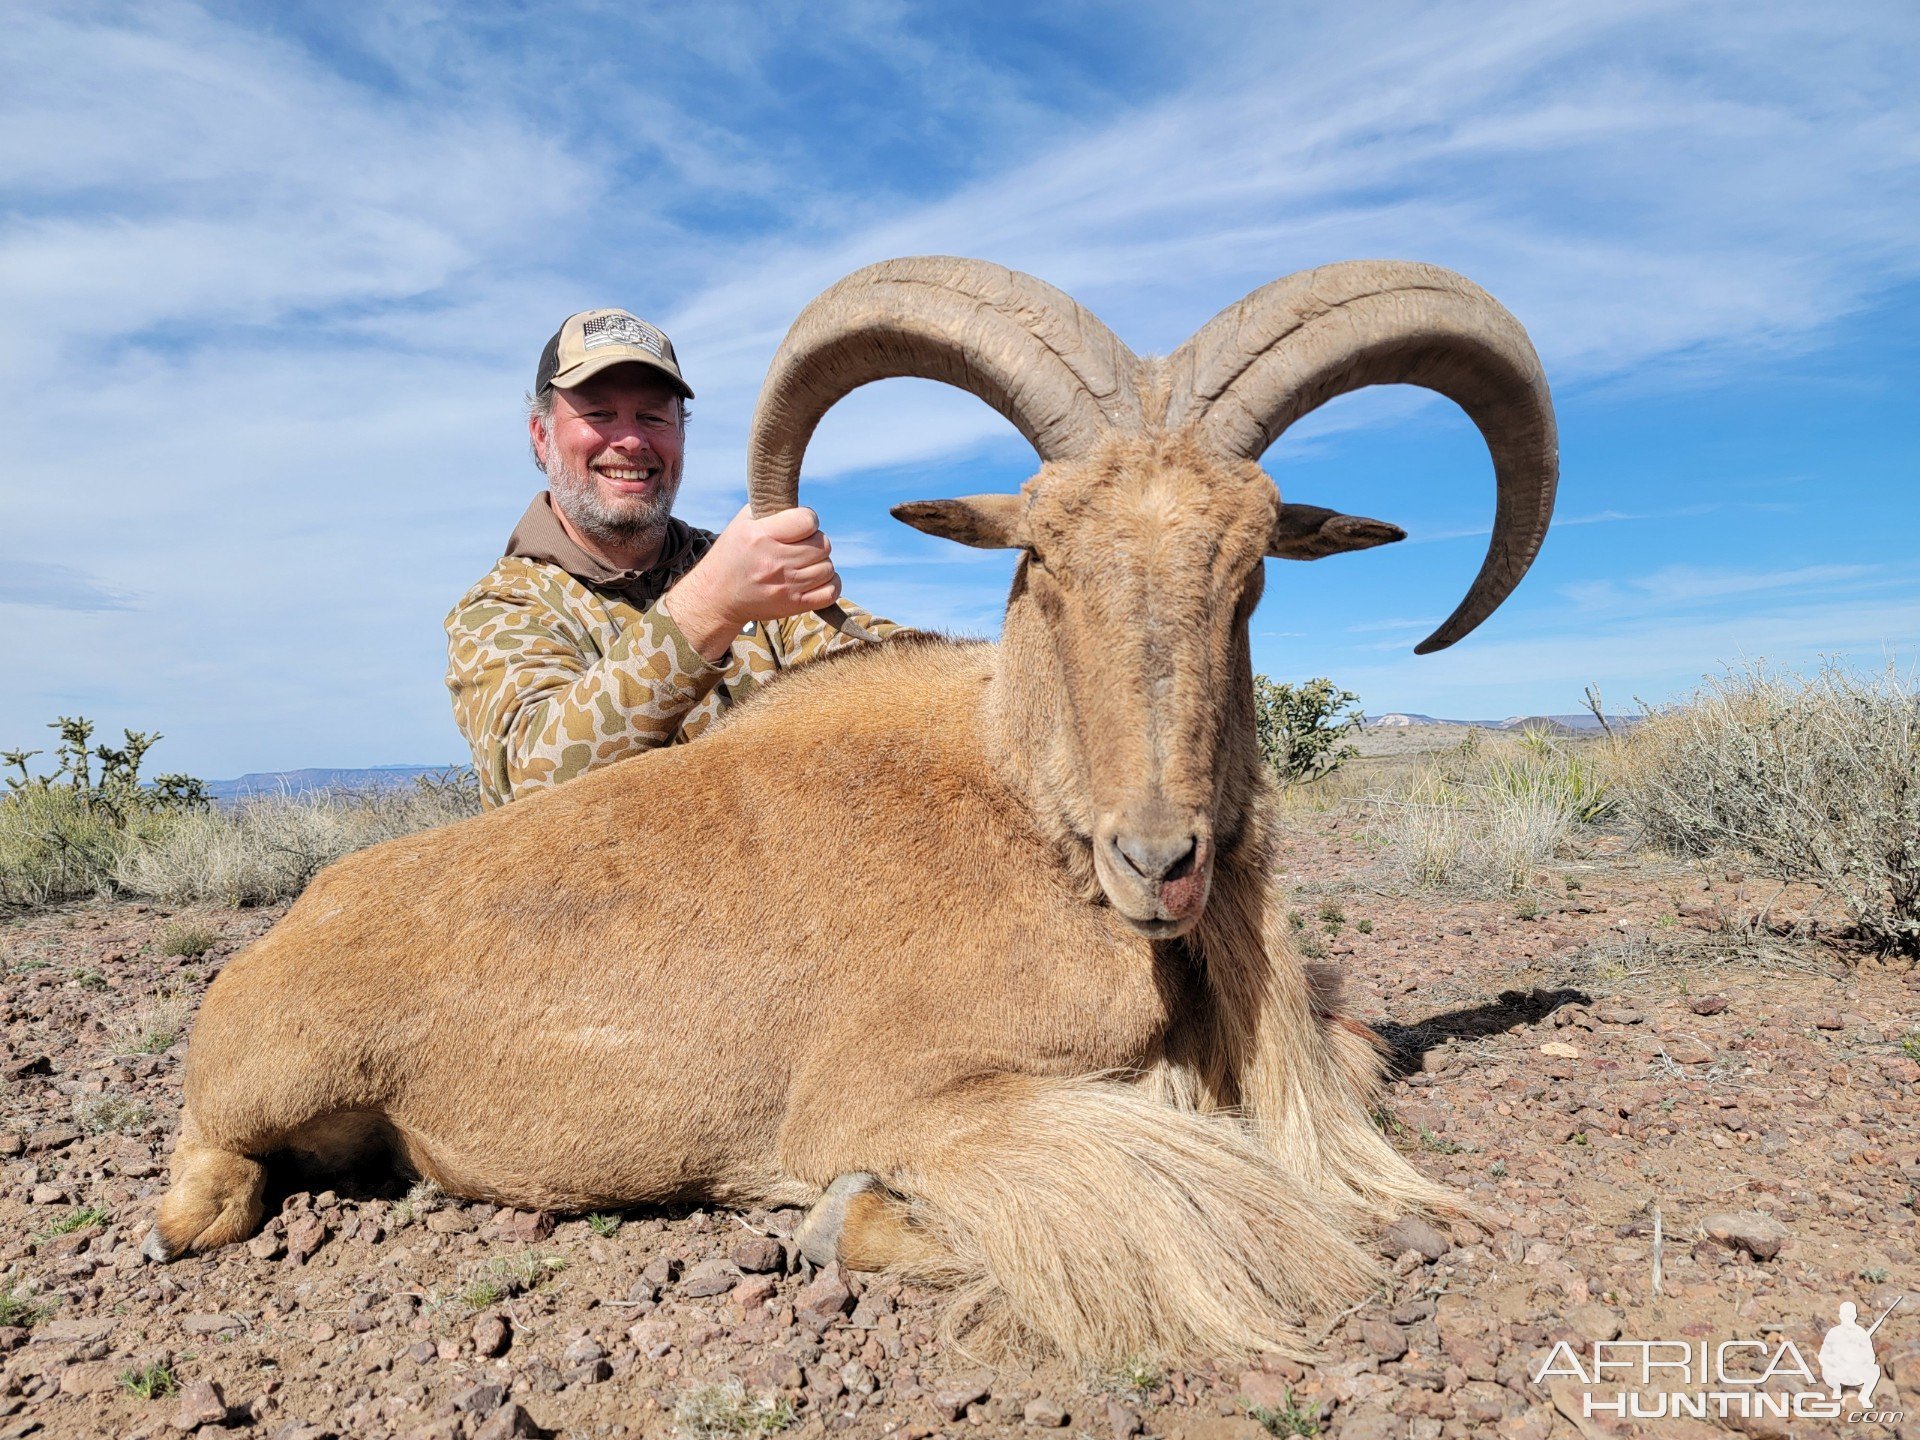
[1165,261,1557,654]
[748,256,1147,642]
[749,255,1144,509]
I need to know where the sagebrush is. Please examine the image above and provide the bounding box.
[1619,660,1920,957]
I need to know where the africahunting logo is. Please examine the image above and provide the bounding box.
[1533,1296,1905,1425]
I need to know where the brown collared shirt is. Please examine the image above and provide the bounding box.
[445,493,897,807]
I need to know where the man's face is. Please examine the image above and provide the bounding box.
[532,367,687,544]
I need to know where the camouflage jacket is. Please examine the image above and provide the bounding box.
[446,494,897,807]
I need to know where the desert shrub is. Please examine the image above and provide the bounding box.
[1,717,208,910]
[160,921,219,957]
[1252,676,1364,784]
[115,777,481,908]
[1619,660,1920,957]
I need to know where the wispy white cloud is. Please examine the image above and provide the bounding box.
[1561,562,1886,612]
[2,1,1915,772]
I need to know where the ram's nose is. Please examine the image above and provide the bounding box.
[1095,805,1214,931]
[1112,830,1199,884]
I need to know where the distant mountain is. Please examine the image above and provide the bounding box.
[204,765,464,802]
[1366,712,1634,732]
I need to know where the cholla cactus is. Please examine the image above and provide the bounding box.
[1252,676,1364,784]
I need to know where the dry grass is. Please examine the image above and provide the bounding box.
[674,1379,796,1438]
[1349,730,1608,895]
[114,781,480,908]
[119,994,190,1056]
[2,774,481,914]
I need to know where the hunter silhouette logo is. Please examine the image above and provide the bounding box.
[1534,1294,1907,1425]
[1821,1297,1902,1406]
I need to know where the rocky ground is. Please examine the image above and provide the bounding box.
[3,819,1918,1440]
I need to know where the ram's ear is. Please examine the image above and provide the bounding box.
[1269,503,1406,560]
[891,495,1029,550]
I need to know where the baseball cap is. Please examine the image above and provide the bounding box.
[535,308,694,399]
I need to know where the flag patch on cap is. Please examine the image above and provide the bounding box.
[582,313,668,357]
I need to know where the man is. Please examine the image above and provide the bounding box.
[446,308,898,807]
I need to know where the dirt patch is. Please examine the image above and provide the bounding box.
[4,825,1918,1439]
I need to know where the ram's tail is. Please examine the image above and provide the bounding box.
[879,1075,1379,1364]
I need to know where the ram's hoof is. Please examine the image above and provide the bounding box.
[139,1225,178,1264]
[795,1172,881,1266]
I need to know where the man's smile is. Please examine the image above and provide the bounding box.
[594,462,660,491]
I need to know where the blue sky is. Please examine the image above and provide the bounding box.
[2,0,1916,776]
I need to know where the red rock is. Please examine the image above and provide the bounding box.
[471,1313,511,1357]
[284,1213,328,1263]
[59,1359,121,1395]
[472,1403,541,1440]
[931,1373,990,1421]
[170,1378,228,1430]
[1700,1211,1789,1260]
[732,1273,778,1312]
[729,1235,784,1273]
[795,1272,853,1329]
[488,1209,554,1242]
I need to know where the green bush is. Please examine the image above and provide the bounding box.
[1252,677,1363,784]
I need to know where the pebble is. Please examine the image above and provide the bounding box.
[732,1274,778,1311]
[1380,1216,1452,1261]
[489,1209,555,1243]
[729,1234,784,1273]
[1689,995,1730,1015]
[795,1271,853,1328]
[679,1258,740,1297]
[285,1213,328,1263]
[472,1403,541,1440]
[1360,1317,1409,1359]
[1660,1033,1715,1064]
[471,1313,511,1357]
[452,1381,507,1413]
[932,1374,991,1421]
[1564,1303,1622,1341]
[1023,1395,1069,1426]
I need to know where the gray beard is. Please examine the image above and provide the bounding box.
[544,447,683,546]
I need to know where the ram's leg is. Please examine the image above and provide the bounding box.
[795,1173,958,1278]
[143,1114,267,1260]
[146,970,389,1260]
[782,1068,1373,1363]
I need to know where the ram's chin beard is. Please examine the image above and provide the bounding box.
[546,451,682,544]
